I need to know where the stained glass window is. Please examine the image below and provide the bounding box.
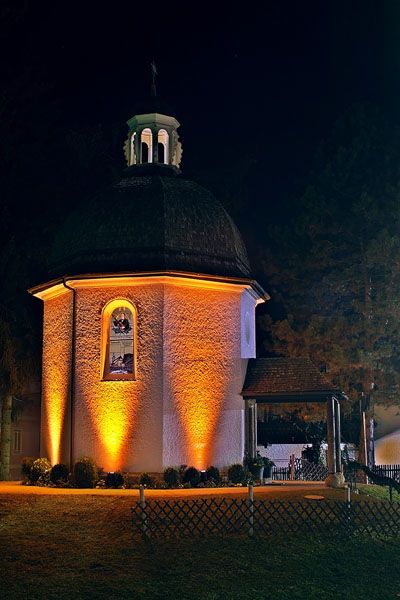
[108,306,134,375]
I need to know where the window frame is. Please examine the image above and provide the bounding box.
[100,298,137,381]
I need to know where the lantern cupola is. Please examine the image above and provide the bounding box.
[124,109,182,168]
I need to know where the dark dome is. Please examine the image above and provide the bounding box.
[50,165,250,279]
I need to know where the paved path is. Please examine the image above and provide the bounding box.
[0,480,325,498]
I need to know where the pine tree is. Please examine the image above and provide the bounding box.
[261,104,400,413]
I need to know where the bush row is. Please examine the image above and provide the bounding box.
[21,457,257,489]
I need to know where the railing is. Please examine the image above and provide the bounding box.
[272,459,328,481]
[132,485,400,539]
[371,464,400,482]
[272,466,290,480]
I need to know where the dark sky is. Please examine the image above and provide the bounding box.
[0,0,397,353]
[0,0,396,249]
[2,2,391,167]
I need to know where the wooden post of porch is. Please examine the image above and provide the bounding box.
[326,395,345,487]
[245,399,257,459]
[326,395,337,476]
[334,397,341,473]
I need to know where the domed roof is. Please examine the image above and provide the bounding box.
[49,165,250,279]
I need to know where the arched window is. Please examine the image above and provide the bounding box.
[141,128,153,163]
[101,299,137,380]
[157,129,169,164]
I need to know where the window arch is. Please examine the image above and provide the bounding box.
[141,128,153,163]
[157,129,169,164]
[101,299,137,380]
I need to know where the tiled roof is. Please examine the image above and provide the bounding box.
[242,358,341,399]
[49,166,250,280]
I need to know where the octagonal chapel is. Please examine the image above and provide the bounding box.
[30,100,344,483]
[30,101,270,473]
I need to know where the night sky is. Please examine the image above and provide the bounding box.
[0,1,396,269]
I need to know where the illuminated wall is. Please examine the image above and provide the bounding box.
[163,282,254,469]
[375,431,400,465]
[37,276,260,472]
[41,290,73,465]
[72,282,164,472]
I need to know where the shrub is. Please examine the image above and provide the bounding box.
[105,471,124,488]
[182,466,200,487]
[228,463,245,484]
[163,467,179,488]
[73,457,98,488]
[50,463,69,484]
[30,458,52,484]
[178,464,187,482]
[21,457,36,480]
[206,466,221,484]
[138,472,154,487]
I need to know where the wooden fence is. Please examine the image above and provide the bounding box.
[132,486,400,539]
[371,464,400,481]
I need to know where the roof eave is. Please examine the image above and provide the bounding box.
[241,390,347,402]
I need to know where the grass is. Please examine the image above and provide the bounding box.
[1,488,400,599]
[359,483,400,503]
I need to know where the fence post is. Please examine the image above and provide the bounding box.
[289,454,294,481]
[139,484,148,538]
[248,482,254,537]
[345,484,351,533]
[345,485,350,506]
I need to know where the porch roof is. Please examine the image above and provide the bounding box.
[242,358,345,403]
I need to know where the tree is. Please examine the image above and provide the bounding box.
[261,104,400,413]
[0,235,41,480]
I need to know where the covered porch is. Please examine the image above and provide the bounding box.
[242,358,346,487]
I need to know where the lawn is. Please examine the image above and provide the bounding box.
[359,483,400,503]
[0,487,399,599]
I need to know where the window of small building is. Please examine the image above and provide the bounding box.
[141,128,153,163]
[101,300,137,380]
[13,430,22,453]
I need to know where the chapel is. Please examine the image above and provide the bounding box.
[30,99,268,473]
[30,98,344,484]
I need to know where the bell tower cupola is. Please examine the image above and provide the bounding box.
[124,62,182,168]
[124,112,182,168]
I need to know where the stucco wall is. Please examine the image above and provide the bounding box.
[163,283,255,469]
[40,277,258,472]
[73,283,164,472]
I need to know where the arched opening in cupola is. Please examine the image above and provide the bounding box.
[157,129,169,164]
[141,128,153,163]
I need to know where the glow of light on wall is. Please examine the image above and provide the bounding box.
[165,285,237,470]
[44,387,66,465]
[85,297,140,471]
[177,365,222,469]
[87,386,139,471]
[41,293,73,466]
[173,356,224,470]
[375,433,400,465]
[43,370,67,465]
